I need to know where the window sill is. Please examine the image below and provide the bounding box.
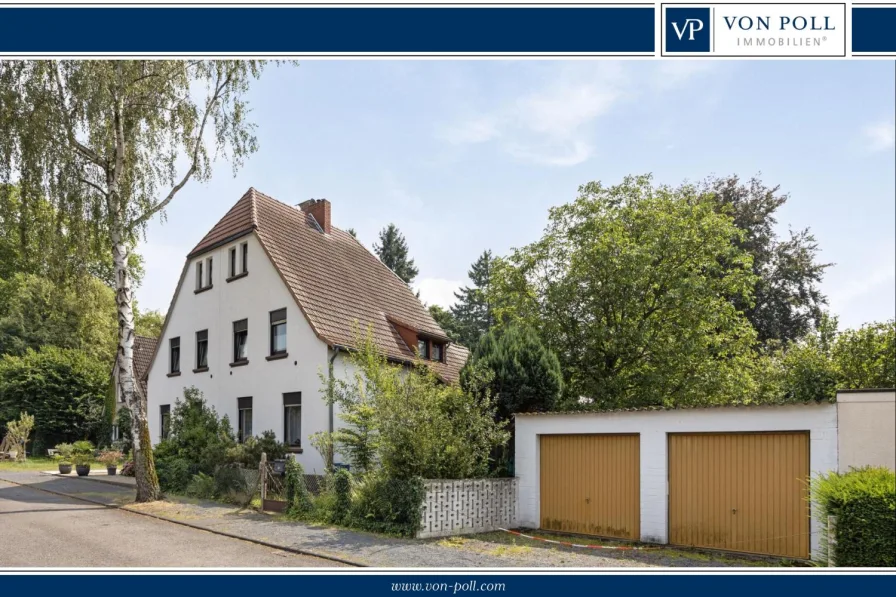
[266,352,289,361]
[229,360,249,368]
[194,285,213,295]
[287,447,303,454]
[226,272,249,283]
[166,372,181,378]
[192,367,209,373]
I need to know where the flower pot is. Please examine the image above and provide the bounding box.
[107,466,118,476]
[58,463,72,475]
[75,464,91,476]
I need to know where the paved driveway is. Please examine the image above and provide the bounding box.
[0,479,345,568]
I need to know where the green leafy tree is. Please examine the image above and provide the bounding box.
[134,308,165,339]
[833,320,895,389]
[428,305,462,342]
[373,223,418,285]
[1,184,145,287]
[492,175,758,410]
[5,411,34,461]
[0,347,108,453]
[450,250,496,348]
[704,175,830,346]
[0,273,118,362]
[0,60,282,501]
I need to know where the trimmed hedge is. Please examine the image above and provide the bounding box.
[813,467,896,567]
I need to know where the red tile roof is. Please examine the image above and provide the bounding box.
[185,188,468,383]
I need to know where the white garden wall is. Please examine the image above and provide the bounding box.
[837,389,896,472]
[418,479,518,539]
[515,403,838,558]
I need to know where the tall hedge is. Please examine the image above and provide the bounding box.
[813,467,896,567]
[0,346,108,453]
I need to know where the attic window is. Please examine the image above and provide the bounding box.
[431,343,443,362]
[417,338,430,359]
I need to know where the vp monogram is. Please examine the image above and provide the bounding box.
[672,18,705,41]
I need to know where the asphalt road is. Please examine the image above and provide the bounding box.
[0,479,345,568]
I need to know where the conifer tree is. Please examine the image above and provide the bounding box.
[450,250,495,347]
[373,223,418,285]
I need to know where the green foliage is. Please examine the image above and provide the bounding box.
[309,431,335,474]
[812,467,896,567]
[832,320,895,390]
[115,405,134,455]
[225,430,288,468]
[0,346,108,453]
[285,458,314,517]
[5,411,34,460]
[349,473,425,537]
[53,442,74,464]
[134,309,165,339]
[461,325,563,419]
[450,250,496,348]
[373,223,418,285]
[152,387,236,492]
[71,440,94,466]
[703,175,830,346]
[492,175,758,410]
[213,464,260,506]
[428,305,462,345]
[185,472,216,500]
[98,450,123,466]
[332,469,353,524]
[330,330,508,480]
[0,274,118,362]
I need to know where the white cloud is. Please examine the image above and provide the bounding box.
[437,61,722,167]
[415,277,463,309]
[863,120,895,152]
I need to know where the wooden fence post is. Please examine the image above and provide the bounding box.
[260,452,267,507]
[827,515,837,567]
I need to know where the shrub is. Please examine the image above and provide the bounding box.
[155,457,196,493]
[812,467,896,567]
[213,464,260,506]
[285,458,313,517]
[332,469,353,524]
[329,330,508,480]
[152,387,236,491]
[53,442,74,464]
[0,346,108,453]
[349,474,425,537]
[71,440,94,466]
[185,472,216,499]
[98,450,123,467]
[225,430,288,468]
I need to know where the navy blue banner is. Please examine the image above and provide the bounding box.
[2,574,895,596]
[0,6,655,54]
[852,6,896,53]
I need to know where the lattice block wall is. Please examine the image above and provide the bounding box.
[418,478,518,539]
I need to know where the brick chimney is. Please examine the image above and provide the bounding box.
[298,198,331,234]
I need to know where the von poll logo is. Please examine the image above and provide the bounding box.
[666,7,711,52]
[662,4,846,57]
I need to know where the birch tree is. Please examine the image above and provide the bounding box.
[0,60,278,500]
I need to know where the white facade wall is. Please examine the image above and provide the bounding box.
[515,403,838,558]
[147,233,339,473]
[837,389,896,472]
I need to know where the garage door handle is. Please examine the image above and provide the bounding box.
[732,508,737,514]
[585,498,591,504]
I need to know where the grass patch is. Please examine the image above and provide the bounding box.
[437,536,469,548]
[488,544,533,557]
[0,457,105,472]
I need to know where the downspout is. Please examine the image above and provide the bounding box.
[327,346,340,470]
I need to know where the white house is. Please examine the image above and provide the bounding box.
[143,188,467,473]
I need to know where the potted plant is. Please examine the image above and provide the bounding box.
[98,450,123,475]
[54,443,74,474]
[72,440,95,476]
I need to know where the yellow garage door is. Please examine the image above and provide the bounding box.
[668,432,810,559]
[540,434,640,540]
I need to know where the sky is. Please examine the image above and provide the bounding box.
[137,60,895,330]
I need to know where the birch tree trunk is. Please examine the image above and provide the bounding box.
[113,222,160,502]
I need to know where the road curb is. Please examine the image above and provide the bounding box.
[0,475,367,568]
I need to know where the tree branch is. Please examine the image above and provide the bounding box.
[51,63,106,169]
[129,68,233,229]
